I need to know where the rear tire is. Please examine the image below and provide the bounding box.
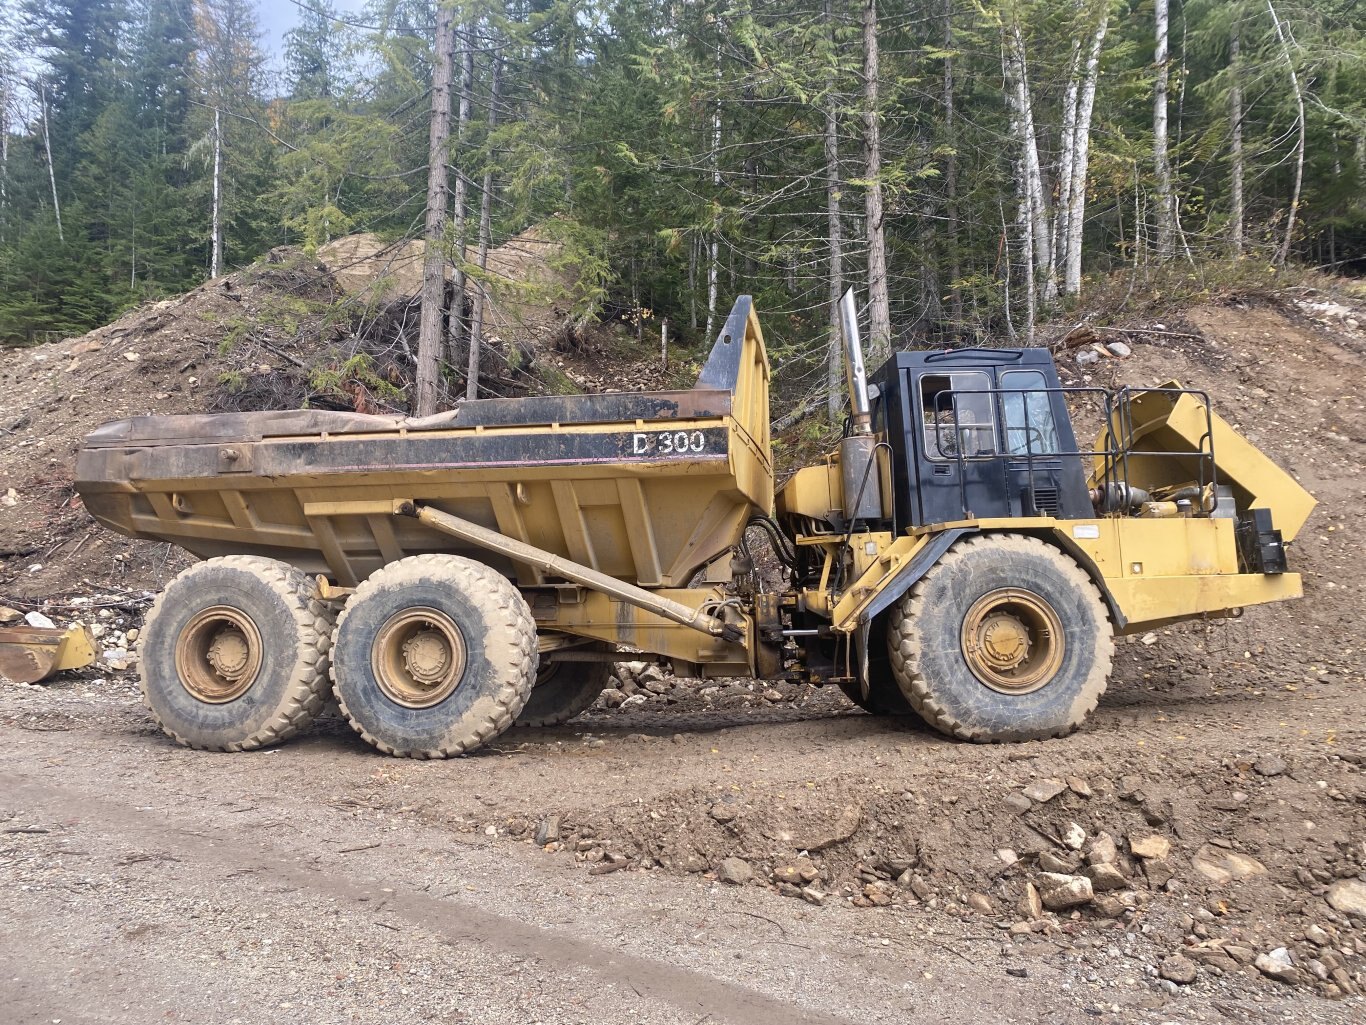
[887,533,1113,742]
[839,677,917,716]
[139,556,334,751]
[331,555,536,758]
[515,655,611,727]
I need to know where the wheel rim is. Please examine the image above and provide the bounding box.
[371,607,468,708]
[960,588,1064,694]
[175,606,263,703]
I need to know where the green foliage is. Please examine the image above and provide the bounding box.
[2,0,1363,370]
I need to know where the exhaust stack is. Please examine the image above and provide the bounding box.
[837,289,883,522]
[839,288,872,434]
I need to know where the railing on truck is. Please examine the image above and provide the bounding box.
[928,384,1219,521]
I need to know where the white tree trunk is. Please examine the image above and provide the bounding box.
[1229,24,1244,256]
[466,52,503,401]
[449,26,474,366]
[210,108,223,278]
[415,2,455,416]
[0,78,9,243]
[825,0,844,420]
[1064,11,1108,295]
[1005,25,1050,303]
[41,85,63,244]
[863,0,892,361]
[660,317,668,369]
[1154,0,1175,260]
[1267,0,1305,267]
[1053,34,1083,288]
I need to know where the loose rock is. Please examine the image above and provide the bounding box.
[716,857,753,885]
[1253,754,1287,777]
[1159,954,1198,985]
[1254,948,1298,985]
[534,814,561,846]
[1022,778,1067,803]
[1084,863,1128,892]
[1325,879,1366,917]
[1129,834,1170,860]
[1035,872,1094,910]
[1085,832,1118,866]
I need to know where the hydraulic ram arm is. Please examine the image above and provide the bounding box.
[397,502,745,643]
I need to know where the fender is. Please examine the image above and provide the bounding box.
[855,528,974,626]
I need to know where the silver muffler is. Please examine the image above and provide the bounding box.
[837,289,883,522]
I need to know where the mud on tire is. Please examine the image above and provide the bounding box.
[887,533,1113,742]
[331,554,537,758]
[138,556,335,751]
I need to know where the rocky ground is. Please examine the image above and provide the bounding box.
[3,286,1366,1023]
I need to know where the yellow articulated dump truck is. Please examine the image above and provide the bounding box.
[74,292,1314,757]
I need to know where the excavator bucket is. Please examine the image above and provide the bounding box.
[1095,385,1316,541]
[0,624,97,684]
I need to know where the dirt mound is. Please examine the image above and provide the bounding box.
[0,249,344,599]
[318,223,582,349]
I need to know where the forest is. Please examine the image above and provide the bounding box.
[1,0,1363,414]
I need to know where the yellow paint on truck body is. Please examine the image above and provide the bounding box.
[831,516,1301,636]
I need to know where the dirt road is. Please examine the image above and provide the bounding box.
[2,660,1362,1025]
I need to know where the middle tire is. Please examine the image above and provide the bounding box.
[514,654,611,727]
[331,554,537,758]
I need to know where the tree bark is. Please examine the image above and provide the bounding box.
[1005,24,1049,306]
[448,25,474,369]
[0,77,9,243]
[1053,32,1083,291]
[1064,10,1108,296]
[465,52,502,401]
[862,0,891,361]
[942,0,962,333]
[1266,0,1305,268]
[41,85,64,244]
[1229,23,1244,256]
[1154,0,1175,260]
[210,107,222,278]
[705,42,721,343]
[415,2,455,416]
[825,0,844,421]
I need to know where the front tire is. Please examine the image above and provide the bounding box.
[331,555,536,758]
[887,533,1113,742]
[139,556,334,751]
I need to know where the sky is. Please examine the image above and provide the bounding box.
[255,0,371,64]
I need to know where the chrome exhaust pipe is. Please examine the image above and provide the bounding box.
[838,288,872,435]
[837,289,882,521]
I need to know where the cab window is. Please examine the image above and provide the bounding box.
[1001,370,1061,456]
[919,372,994,460]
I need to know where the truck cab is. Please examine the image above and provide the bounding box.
[871,348,1092,529]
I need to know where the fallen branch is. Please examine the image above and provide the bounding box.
[338,841,382,854]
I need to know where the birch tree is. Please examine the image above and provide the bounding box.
[1154,0,1176,259]
[1064,7,1108,295]
[1229,20,1244,255]
[1266,0,1305,267]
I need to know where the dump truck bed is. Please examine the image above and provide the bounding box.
[76,299,773,590]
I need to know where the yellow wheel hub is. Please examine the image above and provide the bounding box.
[175,606,263,703]
[961,588,1064,694]
[372,607,467,708]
